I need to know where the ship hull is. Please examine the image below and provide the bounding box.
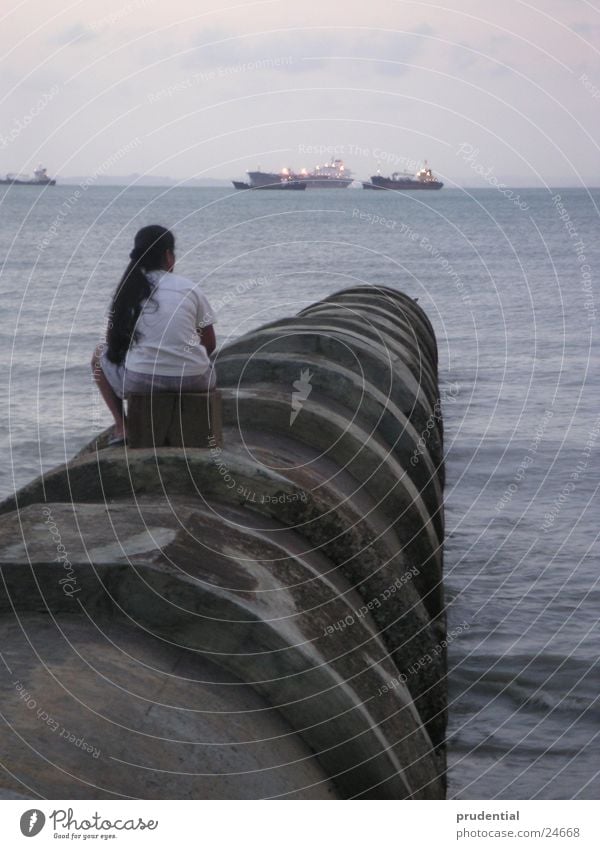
[247,167,352,189]
[303,178,353,189]
[0,178,56,186]
[363,177,443,190]
[246,171,284,187]
[236,177,306,191]
[245,172,306,190]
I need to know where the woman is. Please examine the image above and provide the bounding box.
[92,225,216,445]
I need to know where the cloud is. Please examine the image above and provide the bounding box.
[444,34,518,79]
[180,25,436,79]
[569,20,599,37]
[52,23,97,46]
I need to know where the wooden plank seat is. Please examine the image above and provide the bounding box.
[125,390,223,449]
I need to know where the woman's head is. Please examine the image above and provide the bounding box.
[129,225,175,271]
[105,224,174,364]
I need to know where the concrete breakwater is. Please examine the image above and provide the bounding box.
[0,285,446,799]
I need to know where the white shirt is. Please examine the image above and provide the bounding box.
[125,270,216,375]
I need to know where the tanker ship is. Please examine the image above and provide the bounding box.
[233,158,353,190]
[0,165,56,186]
[362,162,443,191]
[299,158,353,188]
[233,168,306,190]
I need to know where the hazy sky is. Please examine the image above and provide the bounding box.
[1,0,599,186]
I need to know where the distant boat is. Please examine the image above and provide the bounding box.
[233,170,306,190]
[363,162,443,191]
[0,165,56,186]
[300,158,353,188]
[234,158,352,190]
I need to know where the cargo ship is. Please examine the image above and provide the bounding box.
[233,159,353,190]
[0,165,56,186]
[300,158,353,188]
[233,170,306,190]
[362,162,443,191]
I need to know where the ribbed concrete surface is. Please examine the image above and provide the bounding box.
[0,285,446,799]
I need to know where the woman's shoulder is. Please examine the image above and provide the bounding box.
[147,270,191,293]
[168,273,212,305]
[160,271,197,289]
[148,271,212,311]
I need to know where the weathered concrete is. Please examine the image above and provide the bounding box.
[1,614,340,799]
[319,287,439,368]
[0,285,447,799]
[296,307,440,408]
[216,353,443,528]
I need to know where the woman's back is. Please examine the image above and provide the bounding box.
[125,269,215,376]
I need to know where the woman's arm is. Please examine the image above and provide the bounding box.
[199,324,216,356]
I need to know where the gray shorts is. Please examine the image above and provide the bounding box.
[100,350,216,400]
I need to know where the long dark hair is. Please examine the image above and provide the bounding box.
[106,225,175,364]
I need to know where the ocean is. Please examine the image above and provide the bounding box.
[0,183,598,799]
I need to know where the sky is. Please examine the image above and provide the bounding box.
[1,0,599,186]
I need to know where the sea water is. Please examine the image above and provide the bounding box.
[0,183,598,799]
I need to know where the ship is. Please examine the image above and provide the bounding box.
[362,162,443,191]
[233,168,306,190]
[0,165,56,186]
[300,158,353,188]
[234,158,353,190]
